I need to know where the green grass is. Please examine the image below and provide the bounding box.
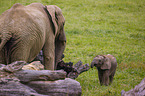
[0,0,145,95]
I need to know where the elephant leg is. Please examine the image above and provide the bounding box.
[9,46,30,63]
[109,75,114,85]
[55,38,66,69]
[98,69,103,85]
[102,70,109,86]
[109,70,116,84]
[42,38,55,70]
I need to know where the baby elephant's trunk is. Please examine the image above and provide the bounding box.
[91,61,95,68]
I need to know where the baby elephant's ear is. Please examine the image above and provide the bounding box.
[101,56,111,70]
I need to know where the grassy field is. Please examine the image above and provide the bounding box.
[0,0,145,95]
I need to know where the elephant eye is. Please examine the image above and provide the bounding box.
[63,22,65,26]
[99,60,101,62]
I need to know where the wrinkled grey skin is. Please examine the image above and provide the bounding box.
[0,3,66,70]
[91,54,117,86]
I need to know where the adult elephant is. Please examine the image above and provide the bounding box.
[0,3,66,70]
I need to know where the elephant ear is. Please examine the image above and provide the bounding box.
[101,56,111,70]
[45,5,58,36]
[45,5,66,41]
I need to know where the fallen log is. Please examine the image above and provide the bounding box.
[56,60,74,74]
[0,61,82,96]
[73,60,90,74]
[0,81,46,96]
[26,78,82,96]
[0,61,26,84]
[1,61,26,72]
[0,61,66,82]
[22,61,44,70]
[14,70,66,83]
[121,77,145,96]
[57,60,90,79]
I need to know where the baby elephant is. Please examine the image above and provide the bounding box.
[91,54,117,86]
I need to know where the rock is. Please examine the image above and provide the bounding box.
[22,61,44,70]
[121,78,145,96]
[26,78,82,96]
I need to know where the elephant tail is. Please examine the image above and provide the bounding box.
[0,33,12,51]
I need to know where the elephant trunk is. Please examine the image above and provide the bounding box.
[55,40,66,69]
[91,61,95,68]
